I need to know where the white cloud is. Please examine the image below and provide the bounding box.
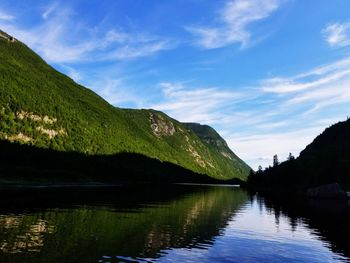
[151,82,242,124]
[187,0,283,49]
[0,10,14,21]
[0,5,174,63]
[322,22,350,47]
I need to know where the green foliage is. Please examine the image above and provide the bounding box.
[0,36,249,180]
[183,123,251,180]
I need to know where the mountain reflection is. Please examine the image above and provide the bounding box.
[1,186,349,263]
[0,186,248,263]
[0,217,55,254]
[255,193,350,260]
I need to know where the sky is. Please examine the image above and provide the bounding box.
[0,0,350,169]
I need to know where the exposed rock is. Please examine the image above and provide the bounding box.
[220,151,233,160]
[16,111,57,124]
[36,126,66,139]
[306,183,348,199]
[149,113,176,137]
[185,135,206,168]
[5,133,32,143]
[13,111,65,140]
[206,161,215,168]
[42,116,57,124]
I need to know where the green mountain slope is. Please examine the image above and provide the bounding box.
[248,119,350,189]
[0,30,250,181]
[183,123,251,180]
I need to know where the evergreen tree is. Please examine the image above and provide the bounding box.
[287,152,295,161]
[273,155,279,167]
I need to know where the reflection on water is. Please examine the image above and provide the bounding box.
[0,185,348,263]
[0,216,55,254]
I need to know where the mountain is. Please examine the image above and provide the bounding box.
[0,30,250,183]
[248,119,350,190]
[183,123,250,180]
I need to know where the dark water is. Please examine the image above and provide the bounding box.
[0,185,349,263]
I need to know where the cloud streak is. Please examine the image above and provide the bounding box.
[187,0,283,49]
[151,82,243,124]
[260,55,350,114]
[0,4,174,63]
[42,2,59,20]
[0,9,14,21]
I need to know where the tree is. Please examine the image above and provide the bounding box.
[273,154,279,167]
[257,165,263,173]
[287,152,295,161]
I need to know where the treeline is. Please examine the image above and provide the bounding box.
[248,119,350,191]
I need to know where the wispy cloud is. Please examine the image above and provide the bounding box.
[186,0,283,49]
[109,40,175,60]
[260,55,350,113]
[322,22,350,47]
[93,78,145,108]
[262,67,350,94]
[42,2,59,20]
[0,4,174,63]
[0,10,14,21]
[151,82,243,124]
[58,65,83,82]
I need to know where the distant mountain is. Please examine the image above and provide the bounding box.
[248,119,350,190]
[0,30,250,183]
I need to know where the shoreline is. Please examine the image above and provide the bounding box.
[0,183,124,190]
[0,181,242,190]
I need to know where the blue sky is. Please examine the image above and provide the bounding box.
[1,0,350,169]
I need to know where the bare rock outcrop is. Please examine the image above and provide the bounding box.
[149,113,176,137]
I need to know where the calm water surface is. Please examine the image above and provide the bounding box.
[0,185,349,263]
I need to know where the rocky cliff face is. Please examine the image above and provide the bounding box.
[183,123,237,160]
[149,113,176,137]
[183,123,251,177]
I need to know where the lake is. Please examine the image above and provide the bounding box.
[0,185,349,263]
